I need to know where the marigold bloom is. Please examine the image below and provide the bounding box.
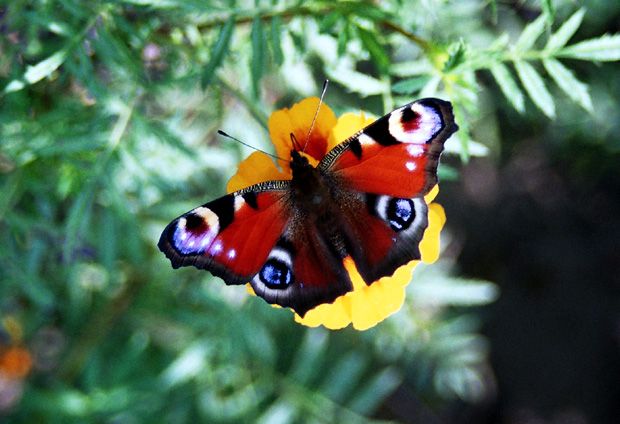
[0,317,33,380]
[229,97,446,330]
[0,347,32,379]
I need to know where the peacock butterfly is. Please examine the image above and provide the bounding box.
[158,98,458,316]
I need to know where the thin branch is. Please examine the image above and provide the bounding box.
[193,4,431,52]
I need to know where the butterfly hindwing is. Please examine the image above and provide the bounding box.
[333,190,429,284]
[250,229,353,316]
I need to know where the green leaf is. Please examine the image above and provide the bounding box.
[443,39,467,72]
[251,16,266,98]
[489,0,498,24]
[438,164,459,181]
[390,60,433,77]
[489,63,525,113]
[545,8,585,51]
[257,401,296,424]
[319,353,366,403]
[558,34,620,61]
[514,61,555,118]
[327,66,389,97]
[118,0,180,7]
[337,21,350,56]
[318,11,341,33]
[541,0,555,25]
[543,58,593,112]
[64,186,95,262]
[270,16,284,66]
[356,26,390,74]
[444,138,489,157]
[201,17,235,89]
[289,330,328,384]
[412,277,499,306]
[349,367,401,415]
[392,76,430,94]
[514,14,547,52]
[4,49,68,94]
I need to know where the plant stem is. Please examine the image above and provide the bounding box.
[194,3,431,52]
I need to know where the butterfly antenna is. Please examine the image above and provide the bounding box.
[302,79,329,152]
[217,130,286,162]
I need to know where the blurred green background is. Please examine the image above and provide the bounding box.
[1,0,619,423]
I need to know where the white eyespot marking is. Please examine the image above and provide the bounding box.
[375,195,390,221]
[358,133,376,146]
[405,161,416,172]
[209,240,223,255]
[405,197,427,237]
[173,207,220,255]
[234,196,245,211]
[388,103,442,144]
[270,247,293,268]
[194,207,220,227]
[227,249,236,259]
[406,144,425,157]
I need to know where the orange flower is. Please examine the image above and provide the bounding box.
[0,347,32,379]
[0,317,32,379]
[229,97,446,330]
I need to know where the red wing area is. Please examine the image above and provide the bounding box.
[320,97,458,199]
[332,143,430,198]
[293,229,346,288]
[158,188,290,285]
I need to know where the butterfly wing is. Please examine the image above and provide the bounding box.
[320,98,457,198]
[249,229,352,317]
[159,181,353,316]
[158,181,291,284]
[319,98,457,283]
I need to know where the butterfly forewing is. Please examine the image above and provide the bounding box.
[158,183,291,284]
[320,98,457,198]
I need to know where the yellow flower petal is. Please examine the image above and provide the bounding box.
[294,300,351,330]
[327,111,376,150]
[425,184,440,203]
[268,97,337,171]
[295,257,420,331]
[226,151,288,193]
[419,202,445,264]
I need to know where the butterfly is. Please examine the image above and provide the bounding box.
[158,98,458,317]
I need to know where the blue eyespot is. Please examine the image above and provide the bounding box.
[387,198,414,231]
[260,259,293,289]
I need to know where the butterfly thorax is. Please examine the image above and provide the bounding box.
[290,150,337,218]
[289,150,348,257]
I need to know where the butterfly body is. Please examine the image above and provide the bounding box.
[159,98,458,316]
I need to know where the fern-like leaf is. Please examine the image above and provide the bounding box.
[515,61,555,118]
[543,58,593,112]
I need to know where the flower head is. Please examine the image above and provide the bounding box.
[229,97,446,330]
[0,316,33,412]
